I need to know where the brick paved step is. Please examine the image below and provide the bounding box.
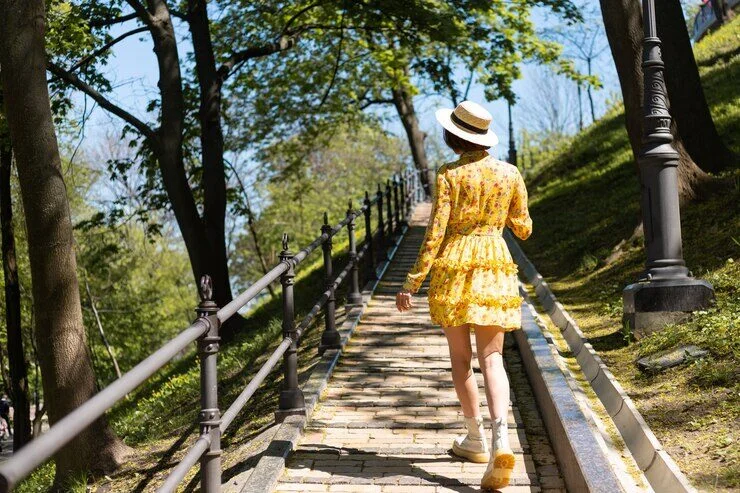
[331,357,454,369]
[331,365,455,374]
[328,371,484,386]
[322,385,520,405]
[308,419,523,430]
[317,399,505,408]
[293,444,530,456]
[312,405,519,423]
[300,427,530,452]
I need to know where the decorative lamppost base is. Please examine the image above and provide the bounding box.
[623,278,714,339]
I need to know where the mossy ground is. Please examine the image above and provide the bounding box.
[521,17,740,491]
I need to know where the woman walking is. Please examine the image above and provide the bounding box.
[395,100,532,491]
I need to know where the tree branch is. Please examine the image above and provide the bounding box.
[169,9,189,21]
[124,0,153,26]
[89,12,139,28]
[67,26,149,74]
[217,34,299,81]
[317,8,345,109]
[47,62,155,140]
[359,98,393,110]
[281,0,325,36]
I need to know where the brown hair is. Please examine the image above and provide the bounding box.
[443,129,490,153]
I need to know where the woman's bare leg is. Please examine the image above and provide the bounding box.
[442,324,480,418]
[473,325,509,420]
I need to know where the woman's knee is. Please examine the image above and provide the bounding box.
[477,349,503,370]
[449,350,473,371]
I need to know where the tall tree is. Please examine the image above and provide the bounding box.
[656,0,737,173]
[0,115,32,450]
[546,2,610,124]
[0,0,129,485]
[48,0,246,339]
[599,0,710,201]
[49,0,447,336]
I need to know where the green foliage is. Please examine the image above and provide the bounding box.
[76,223,195,385]
[231,123,407,284]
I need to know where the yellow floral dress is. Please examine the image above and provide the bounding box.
[402,150,532,330]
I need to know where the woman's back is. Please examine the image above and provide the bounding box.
[439,150,524,237]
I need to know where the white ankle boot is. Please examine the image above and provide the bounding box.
[481,416,515,490]
[451,415,490,463]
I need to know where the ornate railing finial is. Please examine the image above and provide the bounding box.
[282,232,289,252]
[199,275,213,302]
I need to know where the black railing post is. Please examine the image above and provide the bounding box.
[416,169,423,203]
[196,275,221,492]
[409,169,416,213]
[276,233,306,422]
[363,191,376,277]
[319,213,340,354]
[376,184,387,259]
[346,200,363,306]
[392,175,401,232]
[385,179,393,238]
[399,173,407,226]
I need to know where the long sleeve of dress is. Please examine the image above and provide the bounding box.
[402,168,451,293]
[506,168,532,240]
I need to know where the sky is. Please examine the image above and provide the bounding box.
[74,3,622,167]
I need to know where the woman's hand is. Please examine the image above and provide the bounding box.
[396,290,413,312]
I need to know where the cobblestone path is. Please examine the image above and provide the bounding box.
[275,203,565,493]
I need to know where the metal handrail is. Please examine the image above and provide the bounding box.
[0,167,425,492]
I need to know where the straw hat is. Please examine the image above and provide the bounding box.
[435,100,499,147]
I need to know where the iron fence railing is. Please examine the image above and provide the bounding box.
[0,167,426,492]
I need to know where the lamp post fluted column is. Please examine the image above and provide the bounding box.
[623,0,714,338]
[507,101,517,167]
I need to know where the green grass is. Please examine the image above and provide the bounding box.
[521,16,740,492]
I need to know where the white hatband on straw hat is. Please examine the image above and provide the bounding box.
[435,100,499,147]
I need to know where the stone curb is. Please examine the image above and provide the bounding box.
[505,231,697,493]
[235,225,410,493]
[514,292,625,492]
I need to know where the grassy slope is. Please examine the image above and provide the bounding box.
[521,17,740,491]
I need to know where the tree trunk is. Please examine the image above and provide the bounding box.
[84,278,121,379]
[145,0,241,340]
[0,0,129,483]
[598,0,710,202]
[587,58,596,123]
[656,0,736,173]
[577,82,584,130]
[185,0,242,337]
[710,0,728,24]
[0,130,32,450]
[391,86,434,197]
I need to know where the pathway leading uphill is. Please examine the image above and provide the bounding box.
[273,203,565,493]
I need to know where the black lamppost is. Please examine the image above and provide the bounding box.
[507,101,517,166]
[623,0,714,338]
